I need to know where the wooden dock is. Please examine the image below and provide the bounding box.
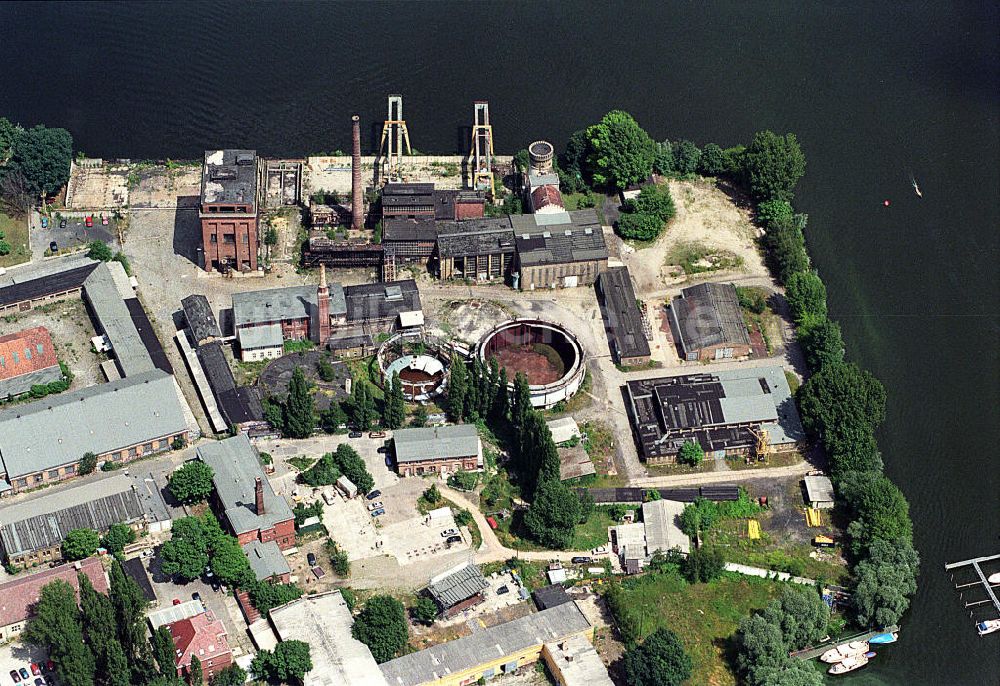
[944,553,1000,632]
[789,626,899,661]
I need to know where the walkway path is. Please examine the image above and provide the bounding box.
[723,562,818,587]
[631,459,812,488]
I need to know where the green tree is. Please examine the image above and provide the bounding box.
[829,434,883,477]
[319,402,348,433]
[301,452,341,487]
[735,614,788,685]
[248,581,303,616]
[671,140,701,175]
[160,536,209,582]
[785,271,827,325]
[104,638,133,686]
[78,572,118,677]
[410,405,428,427]
[586,110,655,189]
[251,640,313,684]
[763,214,810,283]
[87,240,114,261]
[210,665,247,686]
[616,211,664,241]
[151,626,179,681]
[168,461,216,505]
[742,130,806,202]
[624,627,692,686]
[347,379,377,431]
[24,579,96,686]
[62,528,100,560]
[628,184,675,222]
[797,362,886,454]
[284,367,315,438]
[852,538,919,627]
[210,536,255,589]
[678,440,704,466]
[446,354,467,421]
[264,226,279,246]
[678,498,718,537]
[762,586,831,650]
[510,371,531,435]
[101,523,136,554]
[682,546,725,583]
[383,373,406,429]
[423,483,441,505]
[798,318,844,371]
[523,479,581,549]
[263,396,285,433]
[558,129,590,192]
[7,124,74,197]
[698,143,727,176]
[652,140,675,175]
[754,661,824,686]
[490,366,510,422]
[845,474,913,554]
[330,443,374,493]
[80,451,98,475]
[109,557,150,666]
[0,117,21,163]
[188,655,203,686]
[351,595,409,663]
[411,597,438,625]
[326,539,351,576]
[316,356,336,382]
[756,199,794,229]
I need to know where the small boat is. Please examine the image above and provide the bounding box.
[820,640,870,663]
[911,176,922,197]
[977,619,1000,636]
[987,572,1000,584]
[829,653,870,675]
[869,632,898,644]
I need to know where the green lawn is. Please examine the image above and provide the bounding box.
[287,456,316,472]
[570,509,615,550]
[0,212,30,267]
[608,572,781,686]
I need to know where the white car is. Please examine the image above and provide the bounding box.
[367,501,384,511]
[440,528,459,537]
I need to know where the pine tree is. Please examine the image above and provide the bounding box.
[491,367,510,422]
[284,366,315,438]
[465,359,481,421]
[473,357,490,418]
[446,354,467,422]
[383,374,405,429]
[105,640,132,686]
[79,573,116,661]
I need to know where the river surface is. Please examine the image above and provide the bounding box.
[1,2,997,683]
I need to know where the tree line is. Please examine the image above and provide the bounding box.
[0,116,73,219]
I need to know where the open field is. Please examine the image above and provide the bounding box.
[0,212,29,267]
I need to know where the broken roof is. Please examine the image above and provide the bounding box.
[181,295,222,343]
[436,218,516,258]
[201,149,258,206]
[343,279,421,323]
[669,282,751,353]
[511,210,608,266]
[427,562,489,609]
[596,267,651,361]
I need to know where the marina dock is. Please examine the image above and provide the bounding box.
[944,553,1000,634]
[789,626,900,661]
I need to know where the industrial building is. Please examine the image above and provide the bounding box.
[198,435,295,550]
[392,424,482,477]
[624,366,805,464]
[668,282,752,361]
[436,217,516,282]
[523,141,565,214]
[200,149,262,273]
[381,183,484,222]
[542,635,615,686]
[426,562,490,618]
[343,279,423,334]
[0,558,108,642]
[181,294,222,346]
[378,601,594,686]
[194,341,266,431]
[0,326,62,399]
[0,254,98,314]
[511,210,609,290]
[804,475,835,510]
[0,369,189,494]
[595,267,651,366]
[0,473,158,568]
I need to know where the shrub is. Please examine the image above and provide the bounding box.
[678,440,704,466]
[616,212,663,241]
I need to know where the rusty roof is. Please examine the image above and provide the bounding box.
[0,326,59,380]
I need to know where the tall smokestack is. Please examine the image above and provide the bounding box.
[351,115,363,230]
[254,477,265,515]
[316,265,330,344]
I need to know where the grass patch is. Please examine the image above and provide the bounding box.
[562,191,599,211]
[345,356,384,400]
[287,456,316,472]
[570,509,614,550]
[606,572,781,685]
[667,240,744,275]
[233,359,269,386]
[784,370,800,395]
[0,212,30,267]
[283,339,316,354]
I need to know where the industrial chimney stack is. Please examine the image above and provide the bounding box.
[254,476,265,515]
[351,115,363,230]
[316,264,331,344]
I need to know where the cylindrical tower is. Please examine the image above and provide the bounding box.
[528,140,555,174]
[351,115,363,230]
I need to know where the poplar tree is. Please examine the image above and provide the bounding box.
[446,354,467,421]
[383,374,405,429]
[491,367,509,422]
[284,367,315,438]
[510,372,532,435]
[24,580,96,686]
[188,656,203,686]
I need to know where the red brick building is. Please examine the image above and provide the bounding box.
[0,558,108,642]
[165,611,233,683]
[200,150,261,273]
[0,325,62,399]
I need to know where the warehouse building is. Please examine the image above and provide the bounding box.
[426,562,490,618]
[232,283,345,347]
[392,424,482,477]
[343,279,423,334]
[0,473,152,568]
[181,294,222,346]
[624,366,805,464]
[0,326,62,399]
[511,210,608,290]
[200,149,262,273]
[379,601,593,686]
[0,369,189,494]
[0,254,98,314]
[436,218,516,282]
[595,267,651,366]
[668,282,752,361]
[542,635,615,686]
[198,435,295,550]
[0,558,108,642]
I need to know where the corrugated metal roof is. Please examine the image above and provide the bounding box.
[596,267,651,361]
[427,562,489,609]
[84,264,155,377]
[511,210,608,266]
[669,282,751,353]
[641,499,690,555]
[393,424,480,464]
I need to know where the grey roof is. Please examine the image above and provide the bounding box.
[0,369,188,479]
[238,323,283,350]
[0,473,145,557]
[201,149,258,206]
[393,424,480,464]
[344,279,421,323]
[233,285,314,328]
[437,218,516,258]
[379,601,591,686]
[543,635,614,686]
[427,563,489,609]
[195,342,264,425]
[148,599,207,630]
[181,295,222,343]
[327,332,374,351]
[596,267,651,361]
[669,282,751,353]
[243,539,292,581]
[804,475,835,503]
[197,435,293,535]
[641,499,690,555]
[383,219,440,243]
[84,263,155,376]
[512,210,608,266]
[0,254,98,309]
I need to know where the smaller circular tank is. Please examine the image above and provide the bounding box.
[528,140,555,174]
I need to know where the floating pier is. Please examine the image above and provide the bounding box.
[944,553,1000,634]
[789,626,899,661]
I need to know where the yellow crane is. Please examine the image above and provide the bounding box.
[748,426,771,462]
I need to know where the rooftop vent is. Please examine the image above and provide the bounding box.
[235,154,255,165]
[542,231,551,239]
[211,168,238,181]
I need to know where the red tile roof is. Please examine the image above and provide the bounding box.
[531,185,565,210]
[166,611,231,670]
[0,558,108,627]
[0,326,59,381]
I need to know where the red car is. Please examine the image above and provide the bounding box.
[172,598,181,606]
[100,214,109,226]
[29,666,39,677]
[85,216,93,227]
[486,516,499,530]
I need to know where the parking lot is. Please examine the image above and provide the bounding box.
[0,642,48,686]
[29,210,118,261]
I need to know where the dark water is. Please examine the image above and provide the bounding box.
[2,2,998,683]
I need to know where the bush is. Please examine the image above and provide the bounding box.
[447,470,479,491]
[678,440,704,466]
[627,184,676,222]
[756,199,793,229]
[785,271,827,325]
[326,539,351,576]
[683,546,725,583]
[762,215,810,284]
[351,595,409,663]
[616,212,663,241]
[87,240,113,262]
[736,286,769,314]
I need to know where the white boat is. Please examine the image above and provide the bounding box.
[820,640,870,663]
[829,653,870,675]
[911,176,922,197]
[977,619,1000,636]
[987,572,1000,584]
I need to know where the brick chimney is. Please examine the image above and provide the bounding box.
[254,477,265,516]
[351,115,363,230]
[316,264,331,344]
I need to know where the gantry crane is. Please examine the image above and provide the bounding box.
[468,101,494,194]
[378,94,412,182]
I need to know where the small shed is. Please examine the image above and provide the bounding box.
[803,475,835,510]
[546,416,581,445]
[335,475,358,499]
